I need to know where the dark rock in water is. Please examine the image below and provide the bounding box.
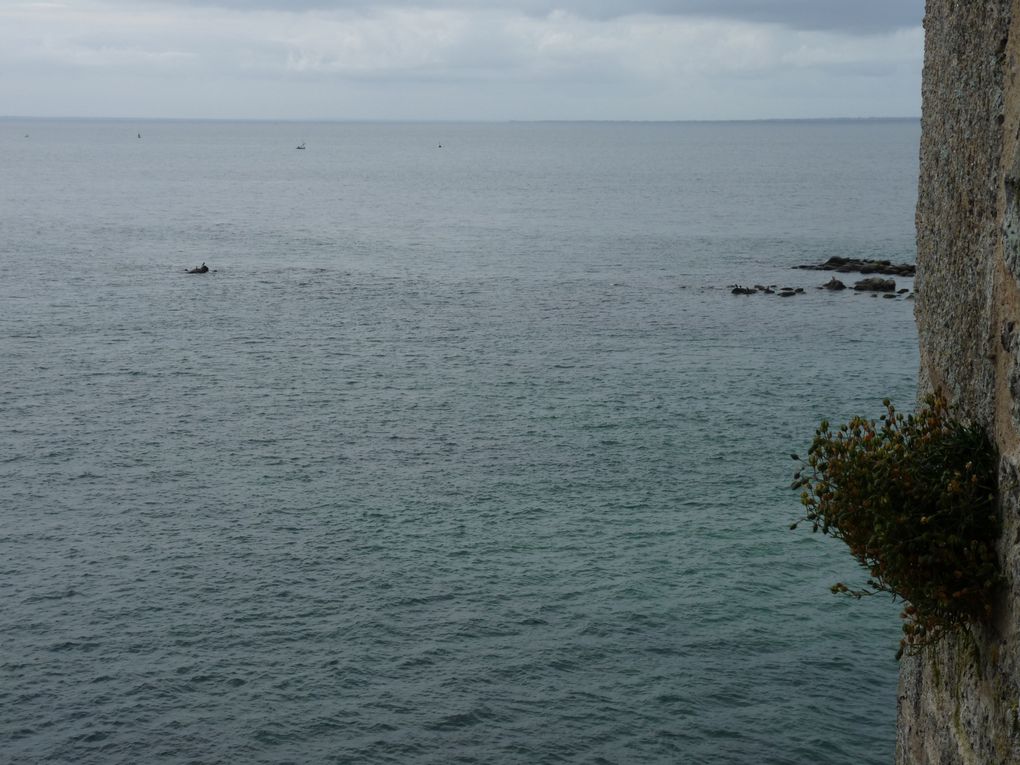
[778,289,797,297]
[731,286,757,295]
[794,287,804,293]
[796,257,916,276]
[883,293,899,299]
[823,278,847,291]
[853,277,896,292]
[897,288,910,294]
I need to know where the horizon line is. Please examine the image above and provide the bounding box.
[0,114,922,125]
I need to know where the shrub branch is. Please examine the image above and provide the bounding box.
[791,395,1000,659]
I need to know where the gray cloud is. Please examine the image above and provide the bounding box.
[0,0,924,120]
[134,0,924,35]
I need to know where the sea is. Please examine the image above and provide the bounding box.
[0,118,920,764]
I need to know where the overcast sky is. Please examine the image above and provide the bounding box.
[0,0,925,120]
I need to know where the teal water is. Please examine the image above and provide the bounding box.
[1,119,919,763]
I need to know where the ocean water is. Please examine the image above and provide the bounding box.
[0,119,920,764]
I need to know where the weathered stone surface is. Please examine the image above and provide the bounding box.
[899,2,1020,764]
[913,0,1006,423]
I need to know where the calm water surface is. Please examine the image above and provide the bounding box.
[0,119,919,764]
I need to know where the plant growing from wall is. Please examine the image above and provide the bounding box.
[791,395,1000,659]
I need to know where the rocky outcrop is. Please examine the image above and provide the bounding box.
[727,282,912,297]
[854,277,897,292]
[796,256,916,276]
[899,2,1020,763]
[728,284,804,296]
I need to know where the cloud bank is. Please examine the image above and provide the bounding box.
[0,0,924,120]
[142,0,924,34]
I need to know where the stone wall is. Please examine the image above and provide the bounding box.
[898,1,1020,762]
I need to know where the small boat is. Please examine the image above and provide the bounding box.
[296,142,306,150]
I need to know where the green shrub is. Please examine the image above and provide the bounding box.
[791,395,1000,659]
